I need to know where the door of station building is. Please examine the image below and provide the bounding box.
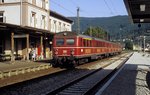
[0,34,4,54]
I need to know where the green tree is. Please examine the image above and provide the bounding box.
[125,40,133,50]
[84,27,108,40]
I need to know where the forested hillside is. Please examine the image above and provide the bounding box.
[69,16,150,40]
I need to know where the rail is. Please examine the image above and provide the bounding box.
[44,53,132,95]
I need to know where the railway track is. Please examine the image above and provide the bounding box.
[44,53,132,95]
[0,53,132,95]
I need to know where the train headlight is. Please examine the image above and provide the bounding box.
[81,49,83,52]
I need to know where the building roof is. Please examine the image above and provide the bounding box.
[50,10,73,24]
[124,0,150,23]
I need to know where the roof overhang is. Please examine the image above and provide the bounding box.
[50,10,73,24]
[0,22,54,35]
[124,0,150,23]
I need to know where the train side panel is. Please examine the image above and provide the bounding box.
[52,31,122,67]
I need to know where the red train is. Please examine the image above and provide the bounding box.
[52,31,122,67]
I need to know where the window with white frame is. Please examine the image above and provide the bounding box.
[53,20,56,33]
[67,25,70,31]
[52,23,54,31]
[0,0,4,3]
[31,12,36,27]
[41,15,46,29]
[0,12,4,22]
[49,19,51,30]
[63,24,66,31]
[42,0,46,9]
[32,0,36,5]
[58,22,61,32]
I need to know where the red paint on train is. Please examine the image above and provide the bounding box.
[52,31,122,67]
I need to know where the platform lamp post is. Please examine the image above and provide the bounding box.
[119,27,122,42]
[77,7,80,34]
[138,23,145,52]
[139,36,146,53]
[119,25,124,42]
[143,36,146,53]
[137,36,141,51]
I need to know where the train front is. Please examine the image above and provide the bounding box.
[52,32,78,67]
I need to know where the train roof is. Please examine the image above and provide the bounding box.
[55,31,120,45]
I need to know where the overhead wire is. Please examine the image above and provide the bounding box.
[103,0,114,15]
[50,0,118,17]
[110,0,118,15]
[69,0,92,16]
[70,0,79,8]
[50,0,76,16]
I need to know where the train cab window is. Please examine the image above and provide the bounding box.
[66,38,75,45]
[56,38,64,45]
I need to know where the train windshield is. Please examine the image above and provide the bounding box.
[66,38,75,45]
[56,38,64,45]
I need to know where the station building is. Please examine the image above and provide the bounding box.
[50,10,73,33]
[0,0,73,61]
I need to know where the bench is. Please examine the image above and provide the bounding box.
[0,54,11,61]
[0,54,23,61]
[14,54,23,60]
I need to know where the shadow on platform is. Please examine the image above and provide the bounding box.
[0,62,149,95]
[102,63,150,95]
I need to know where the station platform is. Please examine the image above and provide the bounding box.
[0,60,51,79]
[96,52,150,95]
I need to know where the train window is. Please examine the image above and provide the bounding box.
[100,42,102,47]
[89,40,91,47]
[66,38,75,45]
[56,38,64,45]
[83,39,86,47]
[90,40,92,47]
[80,38,83,46]
[102,42,104,47]
[87,40,89,47]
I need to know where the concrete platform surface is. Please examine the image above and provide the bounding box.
[97,52,150,95]
[0,60,51,78]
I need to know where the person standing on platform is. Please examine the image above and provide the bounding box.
[32,48,36,61]
[29,50,32,60]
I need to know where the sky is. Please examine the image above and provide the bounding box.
[50,0,128,17]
